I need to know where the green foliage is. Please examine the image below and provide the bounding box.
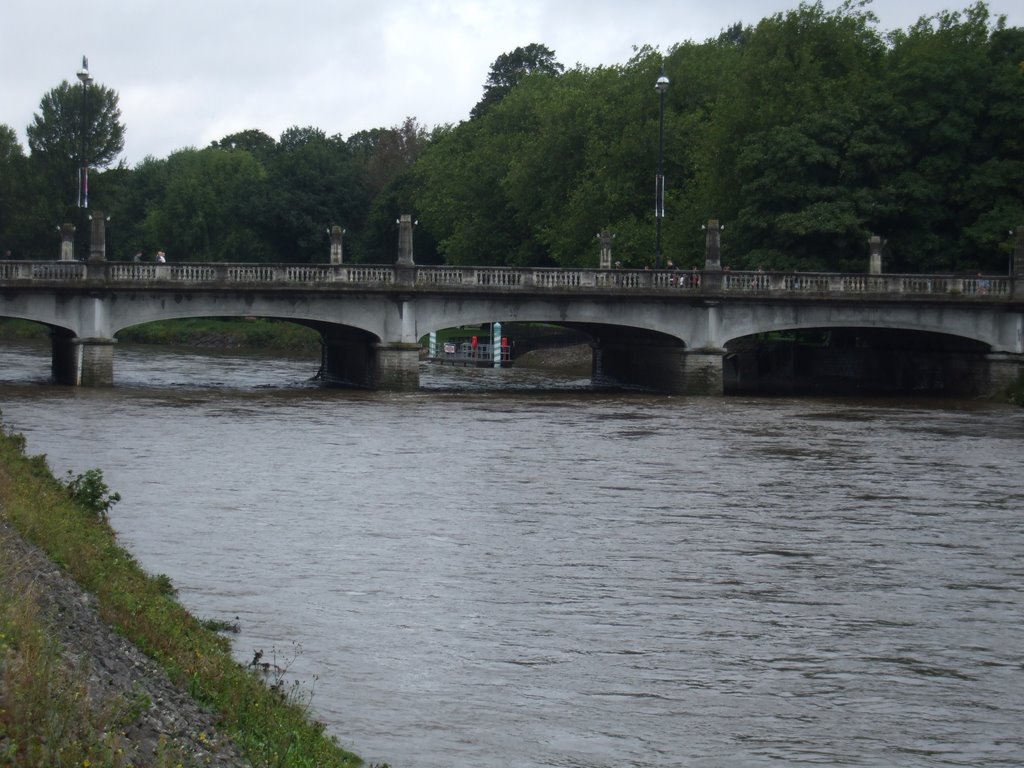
[138,147,272,262]
[262,126,365,263]
[26,79,125,172]
[63,468,121,521]
[471,43,565,118]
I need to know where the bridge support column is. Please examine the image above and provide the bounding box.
[594,341,723,395]
[986,352,1023,395]
[52,336,114,387]
[375,343,420,391]
[682,349,726,396]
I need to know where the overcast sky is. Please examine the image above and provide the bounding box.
[3,0,1019,165]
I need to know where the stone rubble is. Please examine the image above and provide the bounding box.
[0,522,252,767]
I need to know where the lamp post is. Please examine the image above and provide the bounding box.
[654,66,669,268]
[76,56,92,209]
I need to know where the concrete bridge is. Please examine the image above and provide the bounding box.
[1,256,1021,395]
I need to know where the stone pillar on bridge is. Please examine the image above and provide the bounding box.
[329,225,344,264]
[88,211,106,262]
[703,219,723,290]
[986,352,1023,395]
[51,337,115,386]
[869,235,884,275]
[592,338,724,395]
[375,343,421,391]
[598,230,613,269]
[704,220,721,270]
[59,223,76,261]
[682,349,726,395]
[397,214,415,267]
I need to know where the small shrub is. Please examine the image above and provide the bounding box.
[152,573,177,597]
[63,468,122,521]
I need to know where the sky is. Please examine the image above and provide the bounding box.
[2,0,1019,166]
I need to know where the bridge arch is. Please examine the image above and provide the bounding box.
[713,301,1015,352]
[411,293,712,392]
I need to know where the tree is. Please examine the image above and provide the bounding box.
[876,2,1024,272]
[139,147,270,261]
[470,43,565,118]
[26,77,125,203]
[348,117,430,197]
[209,129,277,161]
[261,126,365,262]
[691,1,887,269]
[0,125,27,256]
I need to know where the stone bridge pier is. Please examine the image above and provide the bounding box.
[318,337,419,390]
[590,336,726,395]
[51,334,115,387]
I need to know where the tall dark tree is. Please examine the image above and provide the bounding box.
[470,43,564,118]
[26,77,125,204]
[0,125,28,257]
[261,126,364,262]
[348,117,430,197]
[137,147,269,261]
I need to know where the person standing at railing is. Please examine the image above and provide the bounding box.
[157,250,166,263]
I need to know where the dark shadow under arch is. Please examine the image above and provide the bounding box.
[724,328,992,396]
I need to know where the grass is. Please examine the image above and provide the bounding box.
[0,418,365,768]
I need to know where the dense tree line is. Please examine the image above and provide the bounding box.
[0,1,1020,273]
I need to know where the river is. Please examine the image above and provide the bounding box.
[1,341,1022,767]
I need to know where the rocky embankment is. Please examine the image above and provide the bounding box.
[0,522,250,767]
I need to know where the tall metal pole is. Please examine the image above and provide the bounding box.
[655,67,669,268]
[76,56,92,209]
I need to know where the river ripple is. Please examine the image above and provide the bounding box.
[1,341,1022,767]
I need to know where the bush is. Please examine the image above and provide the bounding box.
[63,469,121,521]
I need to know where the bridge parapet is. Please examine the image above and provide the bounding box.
[0,260,1014,301]
[0,261,88,281]
[718,271,1011,297]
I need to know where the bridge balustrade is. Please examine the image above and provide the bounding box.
[343,266,394,284]
[533,270,584,288]
[473,268,524,287]
[109,264,158,281]
[416,267,466,286]
[0,260,1014,300]
[173,264,220,281]
[1,262,87,281]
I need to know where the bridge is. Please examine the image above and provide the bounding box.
[1,255,1021,396]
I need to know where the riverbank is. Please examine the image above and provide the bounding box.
[0,422,365,768]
